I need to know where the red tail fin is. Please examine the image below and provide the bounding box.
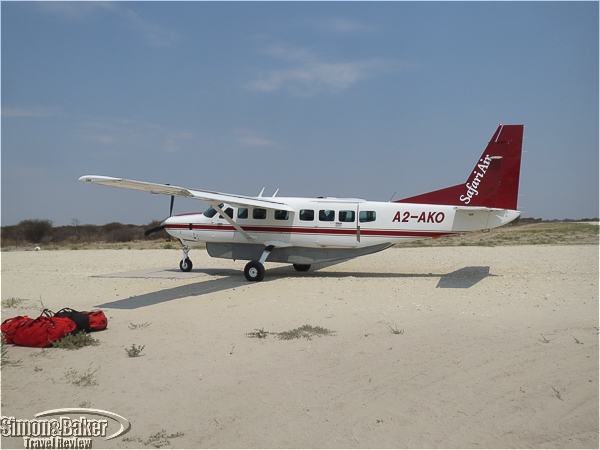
[396,124,524,210]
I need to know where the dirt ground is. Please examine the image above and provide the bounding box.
[1,245,598,449]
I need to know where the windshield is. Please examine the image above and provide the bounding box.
[203,203,224,218]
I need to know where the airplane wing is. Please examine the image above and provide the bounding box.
[78,175,294,212]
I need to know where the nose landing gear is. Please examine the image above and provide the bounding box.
[179,245,193,272]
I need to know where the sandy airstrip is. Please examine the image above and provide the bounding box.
[1,244,598,449]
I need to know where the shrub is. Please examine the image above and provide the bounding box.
[19,219,53,243]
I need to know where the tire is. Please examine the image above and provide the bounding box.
[179,258,193,272]
[293,264,311,272]
[244,261,265,282]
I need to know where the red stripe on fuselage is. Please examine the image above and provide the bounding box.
[165,224,455,238]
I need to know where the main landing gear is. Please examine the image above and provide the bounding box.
[243,245,275,282]
[178,244,312,281]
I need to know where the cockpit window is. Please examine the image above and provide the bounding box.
[204,203,224,218]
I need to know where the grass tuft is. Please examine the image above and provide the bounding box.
[123,429,185,448]
[125,344,145,357]
[277,325,335,341]
[128,322,151,330]
[388,324,404,335]
[2,297,25,308]
[246,328,269,339]
[53,333,100,350]
[1,336,22,367]
[64,366,99,387]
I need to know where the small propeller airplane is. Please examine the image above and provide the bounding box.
[80,124,524,282]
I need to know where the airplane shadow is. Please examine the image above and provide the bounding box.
[94,265,493,310]
[435,266,493,289]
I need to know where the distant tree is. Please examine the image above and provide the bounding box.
[18,219,53,243]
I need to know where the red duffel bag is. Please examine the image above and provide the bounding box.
[1,316,31,344]
[11,310,76,348]
[82,310,108,331]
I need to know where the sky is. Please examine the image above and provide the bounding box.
[1,1,598,227]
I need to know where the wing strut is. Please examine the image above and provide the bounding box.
[210,202,255,242]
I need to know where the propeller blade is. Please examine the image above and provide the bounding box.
[145,189,174,238]
[144,225,166,237]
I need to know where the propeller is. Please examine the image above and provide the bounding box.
[144,190,175,237]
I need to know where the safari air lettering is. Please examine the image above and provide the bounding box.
[460,155,492,204]
[392,211,445,224]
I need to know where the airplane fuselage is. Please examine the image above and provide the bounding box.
[165,197,519,264]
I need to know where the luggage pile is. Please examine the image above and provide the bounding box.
[1,308,107,348]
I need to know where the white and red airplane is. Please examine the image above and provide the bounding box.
[80,124,524,282]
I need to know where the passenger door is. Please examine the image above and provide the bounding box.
[315,202,358,247]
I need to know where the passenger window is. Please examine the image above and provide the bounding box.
[319,210,335,222]
[219,207,234,219]
[339,210,355,222]
[253,208,267,220]
[238,208,248,219]
[359,211,376,223]
[274,210,289,220]
[300,209,314,221]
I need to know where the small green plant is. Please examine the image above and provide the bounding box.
[34,366,43,372]
[246,328,270,339]
[53,333,100,350]
[163,243,174,249]
[388,324,404,335]
[144,430,184,448]
[123,429,185,448]
[79,401,92,408]
[128,322,151,330]
[572,336,583,344]
[125,344,145,357]
[277,325,335,341]
[551,386,563,401]
[64,366,99,387]
[30,349,52,359]
[70,245,79,250]
[2,297,24,308]
[1,336,22,367]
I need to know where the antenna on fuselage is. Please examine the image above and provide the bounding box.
[271,188,279,197]
[258,187,265,197]
[389,191,397,202]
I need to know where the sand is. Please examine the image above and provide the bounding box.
[1,245,598,449]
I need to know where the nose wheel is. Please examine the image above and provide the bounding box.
[180,258,193,272]
[179,245,193,272]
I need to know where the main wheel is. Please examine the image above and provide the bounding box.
[179,258,193,272]
[244,261,265,282]
[293,264,311,272]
